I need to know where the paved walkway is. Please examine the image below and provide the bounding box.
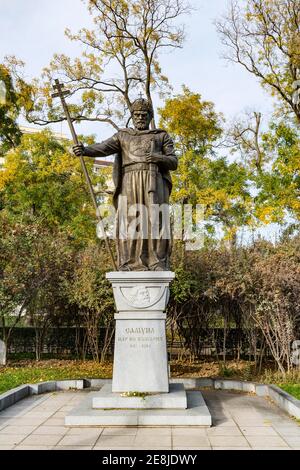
[0,389,299,450]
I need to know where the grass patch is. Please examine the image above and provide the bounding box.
[1,359,299,400]
[261,369,300,400]
[278,384,300,400]
[0,360,112,394]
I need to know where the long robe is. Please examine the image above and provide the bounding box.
[84,128,177,271]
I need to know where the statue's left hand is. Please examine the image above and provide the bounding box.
[146,154,164,164]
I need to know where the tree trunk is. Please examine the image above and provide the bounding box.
[0,340,7,366]
[35,327,41,361]
[223,315,227,365]
[0,317,7,366]
[100,325,114,363]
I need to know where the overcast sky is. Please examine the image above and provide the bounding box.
[0,0,276,140]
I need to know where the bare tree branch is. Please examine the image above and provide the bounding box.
[19,0,191,129]
[216,0,300,122]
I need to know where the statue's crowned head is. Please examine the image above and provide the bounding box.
[131,97,153,130]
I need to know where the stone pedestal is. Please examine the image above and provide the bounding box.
[106,271,175,393]
[64,271,212,427]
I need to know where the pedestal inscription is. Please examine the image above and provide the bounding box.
[117,325,164,349]
[113,319,168,392]
[106,271,175,393]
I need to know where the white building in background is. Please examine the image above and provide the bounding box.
[1,125,68,170]
[1,126,114,175]
[21,126,114,173]
[21,125,114,167]
[20,125,68,141]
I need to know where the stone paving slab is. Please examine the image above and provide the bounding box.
[245,435,289,449]
[209,436,250,448]
[55,446,93,450]
[32,425,68,436]
[96,435,137,448]
[0,388,299,450]
[172,435,210,447]
[101,427,137,436]
[58,433,101,447]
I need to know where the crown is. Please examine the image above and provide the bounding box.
[130,97,153,118]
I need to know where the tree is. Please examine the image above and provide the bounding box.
[216,0,300,122]
[245,240,300,374]
[159,85,223,153]
[227,111,266,175]
[64,243,114,362]
[0,64,22,154]
[21,0,190,129]
[159,87,252,245]
[170,237,300,373]
[256,120,300,223]
[0,129,107,242]
[229,112,300,225]
[0,216,74,363]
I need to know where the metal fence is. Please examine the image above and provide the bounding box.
[2,326,270,360]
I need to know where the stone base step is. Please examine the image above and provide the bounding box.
[92,383,187,410]
[65,390,212,427]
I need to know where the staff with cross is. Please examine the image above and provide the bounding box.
[51,79,117,270]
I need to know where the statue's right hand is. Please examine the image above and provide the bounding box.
[72,143,85,157]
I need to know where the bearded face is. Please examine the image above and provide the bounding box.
[132,110,151,130]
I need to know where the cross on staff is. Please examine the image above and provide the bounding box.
[51,79,117,270]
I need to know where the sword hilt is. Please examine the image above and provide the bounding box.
[149,138,157,195]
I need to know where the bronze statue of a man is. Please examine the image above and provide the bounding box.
[73,98,177,271]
